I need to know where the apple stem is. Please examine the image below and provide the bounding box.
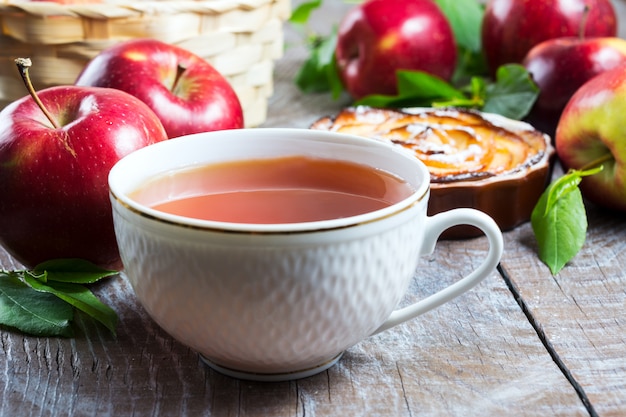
[15,58,61,129]
[579,5,590,40]
[172,63,187,93]
[578,152,613,172]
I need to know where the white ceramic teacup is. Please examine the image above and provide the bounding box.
[108,128,504,382]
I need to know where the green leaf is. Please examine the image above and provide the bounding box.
[0,273,74,337]
[434,0,488,85]
[32,258,118,284]
[356,70,465,108]
[434,0,484,52]
[453,46,489,85]
[483,64,539,119]
[531,167,603,275]
[542,174,582,216]
[294,31,343,97]
[289,0,323,25]
[22,274,118,336]
[531,187,587,275]
[396,70,465,100]
[321,37,344,99]
[294,50,328,93]
[356,65,538,119]
[290,0,344,97]
[434,75,486,108]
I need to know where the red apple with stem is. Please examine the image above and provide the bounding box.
[482,0,617,75]
[334,0,457,100]
[75,38,244,139]
[523,36,626,138]
[0,58,168,270]
[555,66,626,212]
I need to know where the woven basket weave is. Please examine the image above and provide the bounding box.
[0,0,291,127]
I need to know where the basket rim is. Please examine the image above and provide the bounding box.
[0,0,282,19]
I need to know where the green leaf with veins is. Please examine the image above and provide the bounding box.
[0,273,74,337]
[482,64,540,119]
[22,274,118,336]
[0,258,118,337]
[355,70,466,108]
[33,258,118,284]
[531,167,604,275]
[355,66,538,120]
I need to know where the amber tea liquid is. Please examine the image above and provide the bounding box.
[130,155,414,224]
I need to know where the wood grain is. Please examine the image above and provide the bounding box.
[500,208,626,417]
[0,234,589,416]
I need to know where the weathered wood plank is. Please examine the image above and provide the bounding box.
[1,231,587,416]
[500,207,626,417]
[356,237,586,417]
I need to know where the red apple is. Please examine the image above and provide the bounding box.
[555,66,626,212]
[0,66,168,270]
[524,37,626,138]
[482,0,617,75]
[334,0,457,100]
[75,38,243,139]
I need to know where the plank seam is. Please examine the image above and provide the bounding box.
[497,263,598,417]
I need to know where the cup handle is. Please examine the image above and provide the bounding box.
[372,208,504,335]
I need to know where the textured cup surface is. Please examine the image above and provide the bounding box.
[114,200,426,374]
[109,128,501,380]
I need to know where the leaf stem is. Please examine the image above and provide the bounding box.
[15,58,60,129]
[578,151,613,172]
[0,269,26,277]
[433,96,484,109]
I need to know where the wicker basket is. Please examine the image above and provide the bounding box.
[0,0,291,127]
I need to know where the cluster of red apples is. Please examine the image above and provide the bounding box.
[333,0,626,213]
[0,39,244,270]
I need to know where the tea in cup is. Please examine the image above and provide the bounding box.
[108,128,503,381]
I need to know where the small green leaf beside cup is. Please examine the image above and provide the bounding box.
[531,166,603,274]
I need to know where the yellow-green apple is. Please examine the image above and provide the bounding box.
[0,70,168,270]
[524,37,626,138]
[482,0,617,75]
[334,0,457,100]
[75,38,243,138]
[556,66,626,212]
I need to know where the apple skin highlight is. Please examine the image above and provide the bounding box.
[523,36,626,138]
[334,0,457,99]
[0,85,168,270]
[76,38,244,139]
[482,0,617,75]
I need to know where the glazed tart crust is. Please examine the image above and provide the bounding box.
[311,106,550,183]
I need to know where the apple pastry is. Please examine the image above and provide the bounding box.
[310,106,555,238]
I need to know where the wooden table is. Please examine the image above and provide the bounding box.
[1,2,626,416]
